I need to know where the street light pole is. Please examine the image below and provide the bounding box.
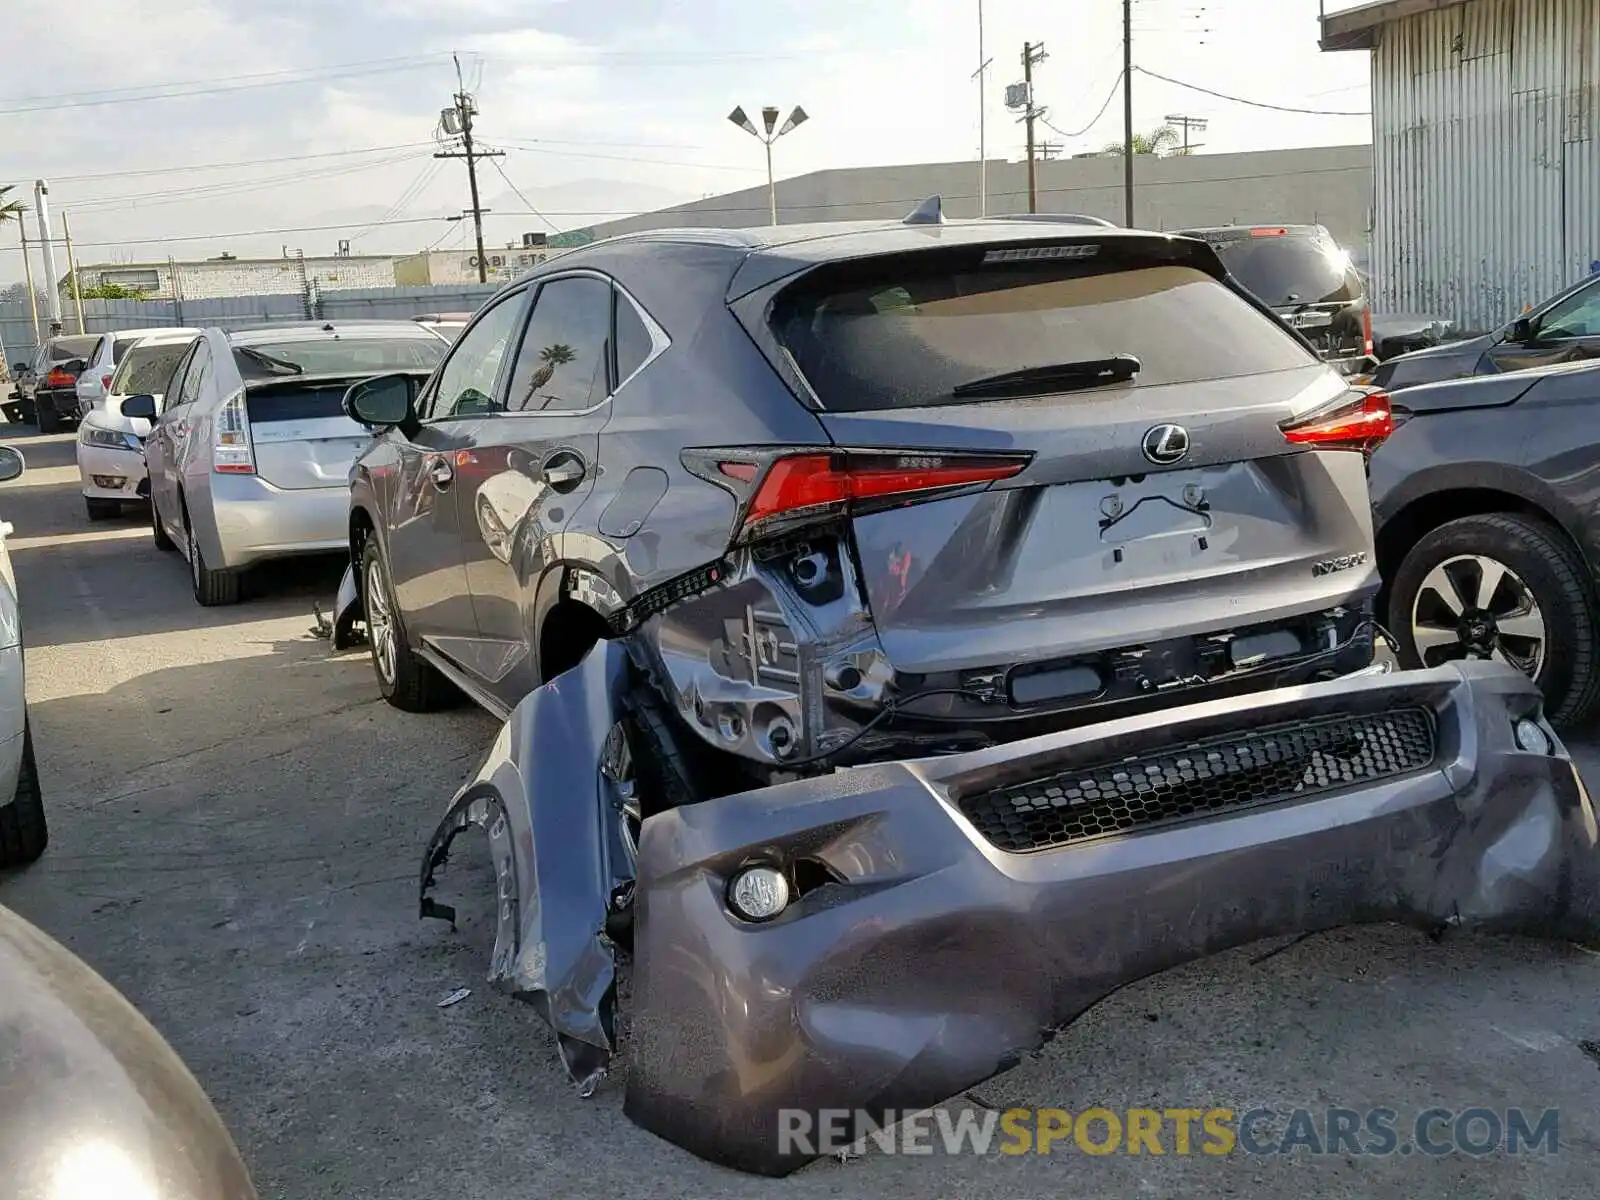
[729,105,809,226]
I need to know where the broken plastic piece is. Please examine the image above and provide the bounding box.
[435,987,471,1008]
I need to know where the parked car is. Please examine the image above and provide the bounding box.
[1373,269,1600,391]
[0,903,259,1198]
[74,326,201,417]
[125,321,449,606]
[4,361,33,424]
[1177,223,1374,374]
[1369,358,1600,727]
[412,312,474,342]
[371,219,1594,1178]
[342,219,1388,732]
[17,334,99,432]
[77,330,201,520]
[0,445,45,868]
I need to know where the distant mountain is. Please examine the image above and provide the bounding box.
[481,177,696,231]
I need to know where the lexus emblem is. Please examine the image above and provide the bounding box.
[1142,423,1191,465]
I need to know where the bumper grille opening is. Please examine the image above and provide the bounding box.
[958,707,1436,853]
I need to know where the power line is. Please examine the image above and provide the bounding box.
[0,56,453,115]
[349,160,448,243]
[64,152,434,212]
[1039,71,1126,141]
[499,140,763,173]
[41,142,439,184]
[486,160,561,234]
[1134,66,1372,116]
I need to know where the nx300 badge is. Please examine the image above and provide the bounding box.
[1312,552,1368,577]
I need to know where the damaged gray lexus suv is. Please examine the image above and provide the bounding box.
[334,211,1600,1177]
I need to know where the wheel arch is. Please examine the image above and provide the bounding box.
[530,563,621,685]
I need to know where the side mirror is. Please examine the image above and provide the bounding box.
[9,363,27,374]
[0,446,26,483]
[344,373,419,434]
[1508,316,1538,344]
[119,394,158,421]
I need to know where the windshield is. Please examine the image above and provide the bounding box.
[111,341,195,397]
[231,336,446,380]
[770,251,1315,412]
[1199,232,1363,307]
[49,336,99,361]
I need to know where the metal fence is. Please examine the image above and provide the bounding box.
[0,283,500,369]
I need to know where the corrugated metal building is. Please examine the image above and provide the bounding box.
[1322,0,1600,329]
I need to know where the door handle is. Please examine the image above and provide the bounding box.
[540,454,587,493]
[429,457,455,489]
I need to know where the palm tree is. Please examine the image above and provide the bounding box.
[0,185,26,226]
[1101,124,1183,157]
[518,343,578,410]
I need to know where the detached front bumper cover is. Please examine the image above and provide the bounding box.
[421,651,1600,1177]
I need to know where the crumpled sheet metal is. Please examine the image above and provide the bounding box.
[621,659,1600,1176]
[419,640,636,1092]
[330,563,364,651]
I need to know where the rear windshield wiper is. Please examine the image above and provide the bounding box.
[951,354,1141,399]
[235,346,303,375]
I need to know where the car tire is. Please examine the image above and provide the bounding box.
[361,538,453,711]
[36,403,61,434]
[0,723,48,868]
[1388,512,1600,728]
[85,497,120,521]
[150,495,175,551]
[1,404,20,424]
[185,514,241,607]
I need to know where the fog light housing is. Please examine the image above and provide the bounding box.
[1514,718,1553,756]
[728,866,789,921]
[92,474,127,489]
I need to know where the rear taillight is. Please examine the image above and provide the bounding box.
[212,389,256,474]
[1281,391,1393,454]
[101,373,113,389]
[1360,307,1374,358]
[691,449,1030,540]
[46,368,73,387]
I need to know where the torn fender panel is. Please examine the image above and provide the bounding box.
[331,563,364,651]
[420,640,638,1090]
[622,660,1600,1176]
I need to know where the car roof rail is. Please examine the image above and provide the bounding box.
[988,212,1118,228]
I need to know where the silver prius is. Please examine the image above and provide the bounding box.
[128,322,447,606]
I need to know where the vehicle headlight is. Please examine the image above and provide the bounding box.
[80,427,140,451]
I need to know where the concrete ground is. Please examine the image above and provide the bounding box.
[2,424,1599,1199]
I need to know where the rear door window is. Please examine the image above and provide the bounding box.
[112,336,143,362]
[50,336,98,362]
[770,247,1316,413]
[505,276,613,413]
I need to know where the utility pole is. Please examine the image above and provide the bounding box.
[1020,42,1048,214]
[62,212,85,334]
[973,1,993,215]
[1122,0,1135,227]
[1165,113,1208,155]
[33,181,62,335]
[17,224,40,345]
[435,55,503,283]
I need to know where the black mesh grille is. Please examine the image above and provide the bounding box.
[958,707,1436,853]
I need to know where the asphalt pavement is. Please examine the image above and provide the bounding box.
[2,423,1599,1199]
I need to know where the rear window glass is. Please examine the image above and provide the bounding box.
[49,336,98,361]
[111,341,194,397]
[231,336,445,380]
[770,250,1315,412]
[112,336,143,362]
[243,383,352,423]
[1192,231,1362,307]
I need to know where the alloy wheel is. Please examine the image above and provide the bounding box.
[1410,553,1547,677]
[364,555,398,686]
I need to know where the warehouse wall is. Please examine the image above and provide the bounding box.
[1368,0,1600,329]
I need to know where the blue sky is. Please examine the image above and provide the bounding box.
[1,0,1373,279]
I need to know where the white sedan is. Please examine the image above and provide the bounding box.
[0,443,43,867]
[76,330,199,521]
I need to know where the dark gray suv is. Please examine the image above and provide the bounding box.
[340,217,1389,784]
